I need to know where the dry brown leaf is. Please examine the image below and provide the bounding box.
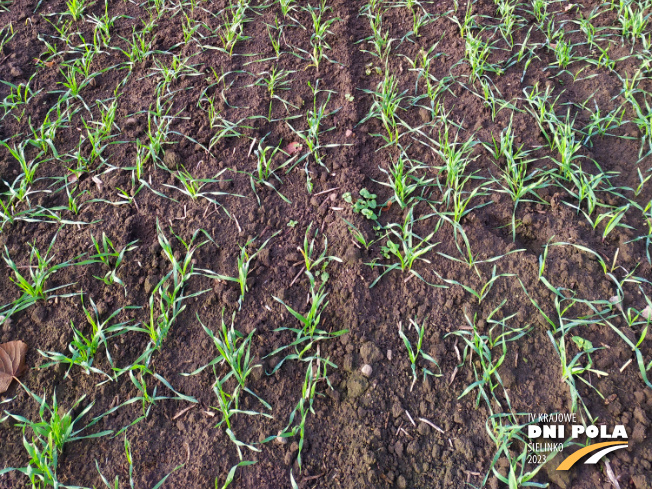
[0,340,28,394]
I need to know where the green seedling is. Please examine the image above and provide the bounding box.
[398,318,442,391]
[218,0,251,55]
[547,331,605,424]
[297,222,342,276]
[87,233,138,291]
[359,70,408,144]
[448,303,529,413]
[2,232,77,317]
[342,188,378,220]
[269,272,346,369]
[341,218,376,250]
[38,296,136,379]
[132,223,209,364]
[270,357,333,471]
[376,151,434,210]
[1,387,112,488]
[198,232,278,310]
[96,435,183,489]
[369,206,440,286]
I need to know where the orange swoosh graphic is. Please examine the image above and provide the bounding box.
[556,441,628,471]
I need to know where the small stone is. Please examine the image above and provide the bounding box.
[387,350,392,360]
[96,301,108,317]
[634,407,649,426]
[284,450,294,466]
[361,364,372,377]
[124,117,137,128]
[406,440,419,455]
[394,441,404,458]
[163,150,181,169]
[642,305,652,321]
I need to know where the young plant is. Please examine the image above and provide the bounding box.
[304,0,340,70]
[342,188,378,220]
[38,297,136,378]
[369,206,439,287]
[2,232,76,316]
[376,151,434,210]
[133,223,209,363]
[269,272,346,368]
[218,0,251,55]
[398,318,442,391]
[297,222,342,275]
[184,310,272,422]
[197,232,278,310]
[358,70,408,144]
[1,388,112,488]
[87,233,138,291]
[286,80,342,191]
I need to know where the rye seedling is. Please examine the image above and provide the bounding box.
[369,206,440,287]
[197,232,279,310]
[398,318,442,391]
[38,297,136,379]
[2,232,77,316]
[1,388,111,488]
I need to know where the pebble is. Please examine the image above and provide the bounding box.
[360,364,372,377]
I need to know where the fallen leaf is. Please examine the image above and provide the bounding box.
[285,142,303,155]
[0,340,28,394]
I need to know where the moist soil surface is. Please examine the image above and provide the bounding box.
[0,0,652,488]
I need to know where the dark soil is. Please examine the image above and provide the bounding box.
[0,0,651,488]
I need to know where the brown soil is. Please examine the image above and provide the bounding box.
[0,0,651,488]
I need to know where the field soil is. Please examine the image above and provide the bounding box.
[0,0,652,488]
